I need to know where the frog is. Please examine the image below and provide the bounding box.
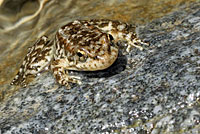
[10,19,148,88]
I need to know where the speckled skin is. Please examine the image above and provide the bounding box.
[11,19,148,88]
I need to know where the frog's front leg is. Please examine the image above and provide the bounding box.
[124,32,149,52]
[51,59,81,89]
[102,21,148,52]
[109,30,149,52]
[11,36,54,87]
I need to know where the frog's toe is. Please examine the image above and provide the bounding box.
[68,75,82,84]
[58,75,82,89]
[10,74,27,87]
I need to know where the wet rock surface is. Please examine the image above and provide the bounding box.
[0,2,200,134]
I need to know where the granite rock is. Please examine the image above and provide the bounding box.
[0,3,200,134]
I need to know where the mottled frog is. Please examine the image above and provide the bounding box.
[11,19,148,88]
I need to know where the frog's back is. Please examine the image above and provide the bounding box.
[55,20,113,59]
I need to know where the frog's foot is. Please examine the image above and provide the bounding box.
[10,73,28,87]
[126,37,149,52]
[10,35,54,87]
[51,65,81,89]
[62,75,82,89]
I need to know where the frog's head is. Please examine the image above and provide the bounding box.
[64,33,119,71]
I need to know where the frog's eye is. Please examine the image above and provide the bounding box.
[108,34,114,41]
[77,50,85,57]
[77,50,87,62]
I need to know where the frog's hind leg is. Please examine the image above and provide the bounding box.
[10,36,54,87]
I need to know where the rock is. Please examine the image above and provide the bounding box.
[0,2,200,134]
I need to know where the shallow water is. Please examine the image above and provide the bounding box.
[0,0,197,100]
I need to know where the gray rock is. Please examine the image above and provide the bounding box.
[1,3,200,134]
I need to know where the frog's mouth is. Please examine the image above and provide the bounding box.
[74,46,119,71]
[60,46,118,71]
